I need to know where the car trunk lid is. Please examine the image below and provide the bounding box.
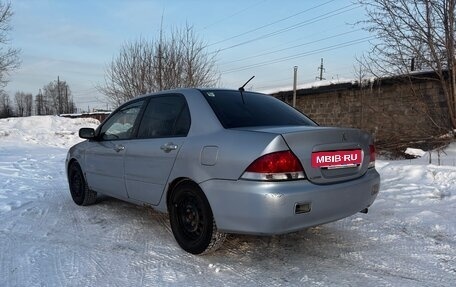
[235,126,372,184]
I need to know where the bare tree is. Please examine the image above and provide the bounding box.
[14,91,24,116]
[42,80,76,115]
[0,92,12,118]
[353,60,371,130]
[24,92,32,116]
[35,90,44,115]
[14,91,32,117]
[0,1,20,90]
[359,0,456,130]
[98,24,219,107]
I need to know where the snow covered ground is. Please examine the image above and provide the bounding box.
[0,116,455,287]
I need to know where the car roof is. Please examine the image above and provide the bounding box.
[135,88,267,99]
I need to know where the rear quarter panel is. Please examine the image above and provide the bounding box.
[168,130,287,183]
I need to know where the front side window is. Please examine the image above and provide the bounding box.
[100,100,144,140]
[137,95,190,138]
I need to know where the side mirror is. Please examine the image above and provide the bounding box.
[79,128,96,139]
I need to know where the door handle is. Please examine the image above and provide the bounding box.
[160,142,178,153]
[114,144,125,152]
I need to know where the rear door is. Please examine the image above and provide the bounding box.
[124,94,191,205]
[84,100,145,198]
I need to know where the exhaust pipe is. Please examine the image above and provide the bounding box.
[359,208,368,214]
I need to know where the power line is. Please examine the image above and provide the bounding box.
[211,3,360,53]
[78,99,108,104]
[221,36,375,74]
[219,29,363,66]
[224,74,292,88]
[208,0,337,47]
[200,0,266,31]
[71,87,99,95]
[255,63,363,90]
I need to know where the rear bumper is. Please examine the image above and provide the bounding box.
[200,168,380,235]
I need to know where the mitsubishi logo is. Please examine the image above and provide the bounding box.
[342,133,347,142]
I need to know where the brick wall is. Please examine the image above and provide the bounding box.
[273,74,451,149]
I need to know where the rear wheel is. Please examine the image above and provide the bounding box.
[68,162,97,206]
[169,182,226,255]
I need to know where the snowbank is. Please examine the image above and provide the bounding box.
[405,147,426,158]
[0,115,99,148]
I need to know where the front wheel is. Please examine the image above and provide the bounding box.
[169,182,226,255]
[68,162,97,206]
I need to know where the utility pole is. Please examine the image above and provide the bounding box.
[158,13,164,90]
[57,76,61,114]
[293,66,298,108]
[316,58,325,81]
[37,89,42,115]
[158,42,163,90]
[39,89,42,115]
[359,65,364,129]
[65,85,68,114]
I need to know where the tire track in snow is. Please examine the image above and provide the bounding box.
[0,230,20,287]
[149,209,172,235]
[207,234,312,286]
[0,147,83,287]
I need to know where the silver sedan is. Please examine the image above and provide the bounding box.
[66,88,380,254]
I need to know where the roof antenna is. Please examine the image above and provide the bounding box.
[239,76,255,92]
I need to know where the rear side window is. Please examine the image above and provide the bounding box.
[202,90,316,128]
[137,95,190,138]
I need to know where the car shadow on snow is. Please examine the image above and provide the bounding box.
[86,195,369,261]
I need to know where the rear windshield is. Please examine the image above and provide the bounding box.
[202,90,316,128]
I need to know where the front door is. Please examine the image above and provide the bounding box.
[84,100,145,199]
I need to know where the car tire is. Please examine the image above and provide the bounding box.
[169,182,226,255]
[68,162,97,206]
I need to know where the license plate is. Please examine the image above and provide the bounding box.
[311,149,362,168]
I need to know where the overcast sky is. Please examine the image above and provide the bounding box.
[7,0,371,111]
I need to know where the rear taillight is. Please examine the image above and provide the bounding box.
[368,144,375,168]
[241,150,305,181]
